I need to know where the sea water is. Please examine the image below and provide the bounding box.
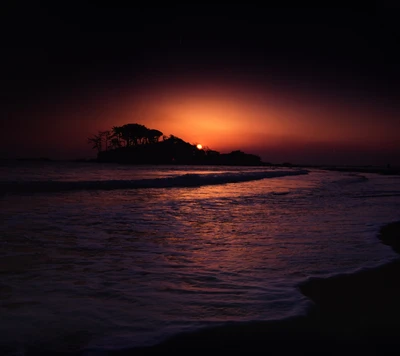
[0,162,399,354]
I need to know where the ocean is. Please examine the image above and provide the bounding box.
[0,162,399,355]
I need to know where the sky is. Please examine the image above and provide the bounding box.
[1,2,399,165]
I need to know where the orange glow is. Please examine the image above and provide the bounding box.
[8,77,400,165]
[108,83,400,160]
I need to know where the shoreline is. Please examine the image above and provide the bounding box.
[24,222,400,355]
[111,222,400,355]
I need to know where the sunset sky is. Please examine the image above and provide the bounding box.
[1,3,399,165]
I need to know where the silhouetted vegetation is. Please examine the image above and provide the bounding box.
[88,123,265,165]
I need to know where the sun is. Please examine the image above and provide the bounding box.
[196,144,203,149]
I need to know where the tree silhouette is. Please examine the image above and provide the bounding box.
[87,133,102,152]
[112,126,129,147]
[88,130,113,152]
[100,130,112,151]
[108,124,164,147]
[89,123,264,165]
[110,137,121,149]
[146,129,163,144]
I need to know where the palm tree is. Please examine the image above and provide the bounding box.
[87,134,103,152]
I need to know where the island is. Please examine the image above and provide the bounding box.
[88,123,266,166]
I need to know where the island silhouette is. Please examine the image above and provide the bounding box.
[88,123,266,165]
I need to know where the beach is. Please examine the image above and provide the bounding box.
[27,223,400,355]
[2,2,400,354]
[111,222,400,355]
[1,163,399,355]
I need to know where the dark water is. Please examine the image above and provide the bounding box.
[0,163,399,354]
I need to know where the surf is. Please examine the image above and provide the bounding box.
[0,169,308,194]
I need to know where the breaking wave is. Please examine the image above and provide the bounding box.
[0,170,308,194]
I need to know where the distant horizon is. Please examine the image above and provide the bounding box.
[1,4,399,167]
[2,133,399,167]
[2,156,399,169]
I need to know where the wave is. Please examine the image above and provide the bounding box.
[105,220,400,355]
[353,192,400,199]
[0,170,308,194]
[331,174,368,185]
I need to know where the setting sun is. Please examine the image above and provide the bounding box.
[196,144,203,149]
